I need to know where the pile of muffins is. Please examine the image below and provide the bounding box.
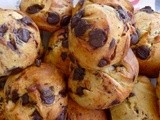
[0,0,160,119]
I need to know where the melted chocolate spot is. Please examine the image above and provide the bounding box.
[10,67,23,75]
[74,19,90,37]
[98,58,108,67]
[133,45,150,60]
[110,99,120,106]
[73,67,85,80]
[0,24,8,37]
[39,87,55,104]
[26,4,44,14]
[7,40,17,51]
[129,92,135,98]
[116,6,129,22]
[0,76,7,90]
[131,30,139,45]
[31,110,43,120]
[16,28,31,43]
[62,39,68,48]
[60,15,71,26]
[71,10,84,28]
[89,28,107,48]
[59,88,67,98]
[47,12,60,25]
[21,93,29,105]
[19,17,32,25]
[11,89,19,103]
[61,52,67,61]
[140,6,154,13]
[109,38,116,49]
[56,106,67,120]
[76,86,85,96]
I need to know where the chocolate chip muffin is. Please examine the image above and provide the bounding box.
[67,98,108,120]
[69,3,134,70]
[20,0,72,32]
[132,6,160,77]
[156,73,160,115]
[68,49,139,109]
[3,63,67,120]
[0,8,41,77]
[44,29,70,77]
[111,76,159,120]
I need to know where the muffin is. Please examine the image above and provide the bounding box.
[3,63,67,120]
[68,49,139,109]
[20,0,72,32]
[132,6,160,77]
[156,73,160,115]
[69,3,134,71]
[67,98,108,120]
[0,8,41,77]
[111,76,159,120]
[44,28,70,77]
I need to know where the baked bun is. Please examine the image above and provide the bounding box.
[69,3,134,70]
[3,63,67,120]
[132,6,160,77]
[111,76,159,120]
[68,49,139,109]
[0,9,41,77]
[44,29,70,76]
[67,98,108,120]
[20,0,72,32]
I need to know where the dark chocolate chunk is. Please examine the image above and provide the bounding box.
[128,92,135,98]
[98,58,108,67]
[110,99,120,106]
[71,10,84,28]
[31,110,43,120]
[61,52,67,61]
[60,15,71,26]
[26,4,44,14]
[16,28,30,43]
[21,93,29,105]
[73,67,85,80]
[74,19,89,37]
[131,30,139,45]
[19,17,32,25]
[62,39,68,48]
[89,28,107,48]
[0,24,8,37]
[140,6,154,13]
[39,87,55,104]
[116,6,130,22]
[109,38,116,49]
[11,89,19,103]
[59,88,67,98]
[56,106,67,120]
[7,40,17,51]
[76,86,85,96]
[0,76,7,90]
[133,45,150,60]
[35,59,41,67]
[47,12,60,25]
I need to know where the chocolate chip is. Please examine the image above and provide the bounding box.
[19,17,32,25]
[98,58,108,67]
[60,15,71,26]
[16,28,30,43]
[89,28,107,48]
[59,88,67,98]
[21,93,29,105]
[140,6,154,13]
[74,19,90,37]
[39,87,55,104]
[7,40,17,51]
[10,67,23,75]
[56,106,67,120]
[35,59,41,67]
[131,31,139,45]
[61,52,67,61]
[71,10,84,28]
[109,38,116,49]
[78,0,85,6]
[26,4,44,14]
[76,86,85,96]
[73,67,85,80]
[116,6,129,22]
[128,92,135,98]
[47,12,60,25]
[133,45,150,60]
[110,99,120,106]
[0,76,7,90]
[0,24,8,37]
[62,39,68,48]
[11,89,19,103]
[31,110,43,120]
